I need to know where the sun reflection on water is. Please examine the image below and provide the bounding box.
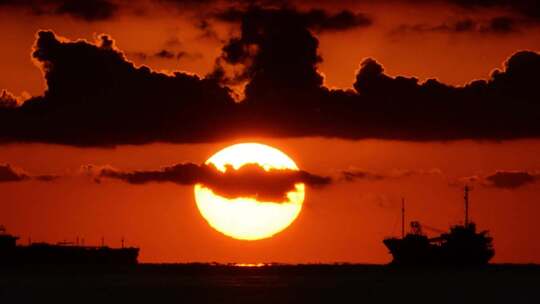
[233,263,266,267]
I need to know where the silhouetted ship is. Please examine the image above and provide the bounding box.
[0,227,139,265]
[384,186,494,266]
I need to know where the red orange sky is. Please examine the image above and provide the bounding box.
[1,0,540,263]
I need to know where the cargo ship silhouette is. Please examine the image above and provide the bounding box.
[0,227,139,265]
[384,186,494,266]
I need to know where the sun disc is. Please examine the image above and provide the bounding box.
[194,143,305,240]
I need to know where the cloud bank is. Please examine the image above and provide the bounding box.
[461,171,540,189]
[87,162,331,202]
[0,5,540,146]
[343,167,540,190]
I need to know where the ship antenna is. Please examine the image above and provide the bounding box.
[464,185,470,227]
[401,197,405,238]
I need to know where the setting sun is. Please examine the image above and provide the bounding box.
[194,143,305,240]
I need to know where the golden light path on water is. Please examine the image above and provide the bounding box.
[194,143,305,240]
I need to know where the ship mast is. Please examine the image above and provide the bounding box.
[401,197,405,238]
[464,185,470,227]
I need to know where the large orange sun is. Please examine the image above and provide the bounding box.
[194,143,305,240]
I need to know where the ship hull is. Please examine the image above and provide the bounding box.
[384,236,441,266]
[0,244,139,265]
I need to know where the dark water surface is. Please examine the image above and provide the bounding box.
[1,264,538,303]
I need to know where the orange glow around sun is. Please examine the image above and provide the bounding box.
[194,143,305,241]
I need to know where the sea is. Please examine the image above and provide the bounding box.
[0,263,538,303]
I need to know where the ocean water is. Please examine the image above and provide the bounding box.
[0,264,538,303]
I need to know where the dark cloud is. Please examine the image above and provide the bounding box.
[452,170,540,189]
[92,162,331,202]
[214,5,540,141]
[484,171,539,189]
[393,16,520,35]
[180,0,540,24]
[483,16,520,33]
[0,0,118,21]
[214,6,372,32]
[210,6,370,87]
[446,0,540,21]
[2,7,540,146]
[343,167,540,190]
[208,5,371,89]
[0,163,58,183]
[154,49,176,59]
[307,9,372,31]
[386,0,540,34]
[2,0,539,27]
[0,30,234,146]
[54,0,118,21]
[439,18,477,32]
[157,0,217,10]
[347,51,540,140]
[377,0,540,23]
